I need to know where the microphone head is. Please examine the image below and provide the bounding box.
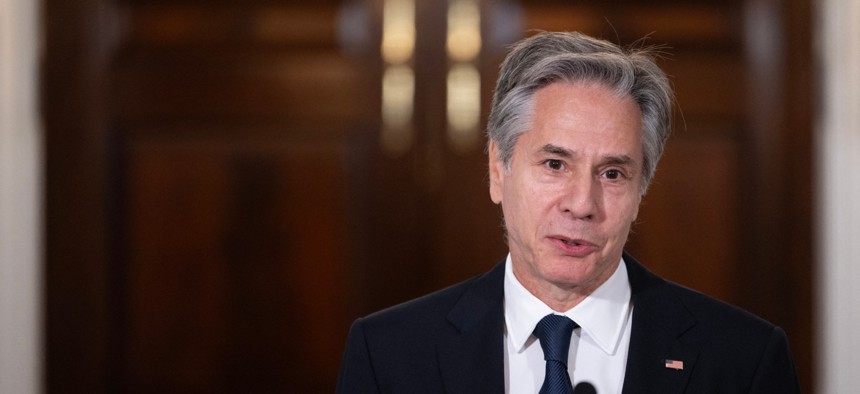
[572,381,597,394]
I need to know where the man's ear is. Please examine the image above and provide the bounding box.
[488,140,504,205]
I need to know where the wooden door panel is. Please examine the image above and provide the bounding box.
[627,137,742,304]
[114,53,368,123]
[121,4,342,47]
[522,3,740,46]
[109,1,372,391]
[125,135,358,392]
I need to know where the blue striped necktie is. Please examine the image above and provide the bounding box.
[533,314,578,394]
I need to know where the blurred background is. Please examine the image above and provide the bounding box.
[1,0,858,392]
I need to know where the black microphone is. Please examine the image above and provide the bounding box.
[572,381,597,394]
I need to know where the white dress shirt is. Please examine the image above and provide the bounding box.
[503,254,633,394]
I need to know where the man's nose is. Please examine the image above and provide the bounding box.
[559,174,600,221]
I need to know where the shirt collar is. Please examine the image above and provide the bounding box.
[503,254,632,356]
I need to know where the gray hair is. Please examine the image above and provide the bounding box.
[487,31,673,194]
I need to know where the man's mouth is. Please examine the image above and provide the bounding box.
[554,236,592,246]
[551,237,598,256]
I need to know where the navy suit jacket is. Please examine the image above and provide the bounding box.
[337,253,800,393]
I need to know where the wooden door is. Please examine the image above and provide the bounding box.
[45,1,377,392]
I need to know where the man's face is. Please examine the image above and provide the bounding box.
[489,81,643,305]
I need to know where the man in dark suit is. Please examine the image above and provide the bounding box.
[337,31,800,393]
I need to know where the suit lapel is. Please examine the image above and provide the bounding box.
[621,253,698,394]
[437,262,506,393]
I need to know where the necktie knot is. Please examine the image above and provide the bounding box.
[533,314,578,364]
[533,314,578,394]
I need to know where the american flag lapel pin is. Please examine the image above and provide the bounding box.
[665,359,684,370]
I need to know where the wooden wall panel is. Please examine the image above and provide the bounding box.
[121,4,342,48]
[665,54,746,118]
[433,152,509,286]
[124,136,357,392]
[628,137,742,304]
[114,54,367,123]
[522,4,740,47]
[126,140,232,393]
[108,1,372,392]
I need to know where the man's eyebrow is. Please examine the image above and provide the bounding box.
[600,155,636,167]
[540,144,574,158]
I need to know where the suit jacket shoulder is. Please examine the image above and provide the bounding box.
[622,253,800,393]
[337,262,506,393]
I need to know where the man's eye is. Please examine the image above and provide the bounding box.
[604,169,623,180]
[545,159,564,170]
